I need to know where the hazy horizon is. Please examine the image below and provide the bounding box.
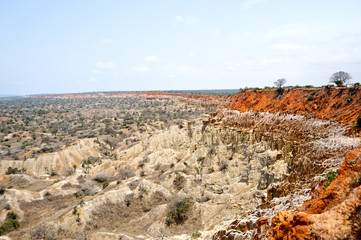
[1,0,361,95]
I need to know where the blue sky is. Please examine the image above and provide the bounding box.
[1,0,361,95]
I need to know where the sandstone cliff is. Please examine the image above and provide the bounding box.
[212,86,361,240]
[228,87,361,126]
[0,88,360,239]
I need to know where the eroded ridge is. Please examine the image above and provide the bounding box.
[1,93,360,239]
[211,108,360,240]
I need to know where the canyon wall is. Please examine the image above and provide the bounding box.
[228,87,361,126]
[1,88,360,239]
[212,87,361,239]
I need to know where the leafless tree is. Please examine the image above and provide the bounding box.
[329,71,351,87]
[274,78,287,88]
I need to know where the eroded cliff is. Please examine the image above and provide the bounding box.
[228,87,361,126]
[0,88,360,239]
[212,87,361,240]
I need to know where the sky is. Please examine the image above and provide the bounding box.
[1,0,361,95]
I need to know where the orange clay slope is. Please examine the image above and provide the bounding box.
[227,87,361,126]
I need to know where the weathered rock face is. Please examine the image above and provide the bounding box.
[1,88,360,239]
[3,109,342,239]
[211,109,360,240]
[228,87,361,126]
[0,139,101,176]
[267,147,361,240]
[0,116,293,239]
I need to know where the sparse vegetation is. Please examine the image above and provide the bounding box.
[173,173,185,190]
[30,223,57,240]
[0,212,19,235]
[307,92,316,101]
[102,181,109,189]
[165,197,190,226]
[351,174,361,189]
[274,78,287,95]
[329,71,352,86]
[324,170,338,189]
[93,172,108,183]
[117,167,136,180]
[0,89,360,239]
[191,230,201,239]
[0,95,217,162]
[354,114,361,131]
[219,161,228,172]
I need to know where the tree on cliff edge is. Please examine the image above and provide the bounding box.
[329,71,351,87]
[274,78,286,95]
[274,78,286,88]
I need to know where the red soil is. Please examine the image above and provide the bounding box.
[268,147,361,239]
[228,87,361,126]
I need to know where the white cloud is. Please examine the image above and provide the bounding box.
[260,57,291,65]
[225,62,241,71]
[100,38,116,43]
[91,70,101,74]
[265,23,338,41]
[175,16,184,22]
[225,60,254,71]
[270,43,310,52]
[95,62,115,68]
[165,63,202,75]
[131,65,150,73]
[144,55,158,62]
[242,0,268,9]
[168,74,175,78]
[175,15,201,26]
[175,15,220,35]
[212,29,221,35]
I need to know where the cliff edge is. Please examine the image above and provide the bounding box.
[228,87,361,126]
[213,86,361,239]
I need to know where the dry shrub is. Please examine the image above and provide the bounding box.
[165,196,190,226]
[30,223,57,240]
[92,172,108,183]
[117,167,135,180]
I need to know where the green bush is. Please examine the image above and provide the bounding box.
[354,115,361,131]
[191,230,201,239]
[276,87,285,96]
[307,91,316,101]
[197,156,205,162]
[165,197,190,226]
[74,192,82,198]
[351,174,361,189]
[0,220,19,235]
[102,181,109,189]
[6,212,17,220]
[324,170,337,189]
[0,212,19,235]
[346,97,353,105]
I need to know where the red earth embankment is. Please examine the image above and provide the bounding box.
[228,87,361,126]
[269,147,361,239]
